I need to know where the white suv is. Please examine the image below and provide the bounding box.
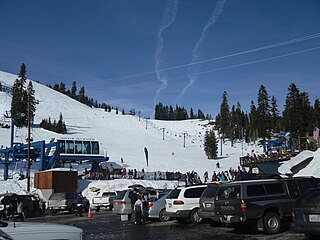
[165,185,207,223]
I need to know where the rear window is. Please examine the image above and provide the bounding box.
[116,190,127,200]
[295,189,320,207]
[102,192,116,197]
[49,193,66,200]
[297,179,316,194]
[166,189,181,199]
[217,186,240,200]
[201,184,219,198]
[265,183,284,195]
[247,184,266,196]
[184,187,206,198]
[247,183,284,196]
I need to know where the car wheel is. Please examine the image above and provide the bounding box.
[23,208,29,218]
[159,209,170,222]
[51,209,57,215]
[263,212,281,235]
[189,209,202,224]
[84,203,89,213]
[96,206,100,212]
[69,204,75,214]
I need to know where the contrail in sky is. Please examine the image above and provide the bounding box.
[176,0,226,103]
[153,0,179,106]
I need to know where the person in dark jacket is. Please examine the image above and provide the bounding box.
[133,196,143,224]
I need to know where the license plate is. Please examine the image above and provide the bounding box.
[205,203,212,208]
[309,214,320,222]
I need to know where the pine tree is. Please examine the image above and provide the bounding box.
[283,83,312,145]
[219,91,230,139]
[204,129,218,159]
[249,100,258,142]
[78,86,85,103]
[59,82,66,94]
[190,108,194,119]
[257,85,271,139]
[27,81,36,124]
[71,81,77,98]
[313,98,320,127]
[270,95,281,132]
[11,64,28,127]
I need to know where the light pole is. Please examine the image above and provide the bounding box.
[161,128,165,140]
[27,95,31,192]
[220,131,223,156]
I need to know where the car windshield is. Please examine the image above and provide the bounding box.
[166,189,181,199]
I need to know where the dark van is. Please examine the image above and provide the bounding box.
[212,177,319,235]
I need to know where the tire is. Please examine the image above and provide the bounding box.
[189,209,203,224]
[51,209,57,215]
[96,206,100,212]
[24,208,29,218]
[159,209,170,222]
[263,211,281,235]
[69,204,75,214]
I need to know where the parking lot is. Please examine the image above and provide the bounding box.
[28,211,308,240]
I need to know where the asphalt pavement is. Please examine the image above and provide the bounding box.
[27,211,307,240]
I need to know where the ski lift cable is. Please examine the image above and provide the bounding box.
[77,32,320,87]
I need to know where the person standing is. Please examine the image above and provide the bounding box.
[203,171,208,183]
[133,196,143,225]
[17,200,24,221]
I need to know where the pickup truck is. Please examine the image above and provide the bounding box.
[91,191,117,212]
[47,192,89,214]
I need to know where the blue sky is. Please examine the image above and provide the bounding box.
[0,0,319,118]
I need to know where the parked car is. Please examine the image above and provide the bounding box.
[113,189,136,216]
[165,184,207,223]
[212,177,320,235]
[0,228,14,240]
[113,187,162,217]
[292,188,320,239]
[47,192,89,214]
[0,194,41,219]
[92,191,117,212]
[198,183,220,224]
[0,220,85,240]
[144,191,171,222]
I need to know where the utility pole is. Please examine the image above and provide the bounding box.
[220,132,223,156]
[138,111,141,121]
[145,118,148,129]
[161,128,165,140]
[27,95,31,192]
[183,132,187,148]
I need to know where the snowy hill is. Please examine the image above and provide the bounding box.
[1,69,319,199]
[0,70,263,177]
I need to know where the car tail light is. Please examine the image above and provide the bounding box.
[173,200,184,205]
[240,202,246,214]
[147,202,153,208]
[292,210,295,222]
[117,201,126,205]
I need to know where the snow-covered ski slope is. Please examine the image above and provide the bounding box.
[0,70,263,176]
